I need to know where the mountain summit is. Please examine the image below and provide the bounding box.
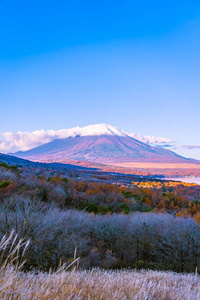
[13,124,196,164]
[62,123,128,137]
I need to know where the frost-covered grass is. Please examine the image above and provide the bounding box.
[0,229,199,299]
[0,267,200,300]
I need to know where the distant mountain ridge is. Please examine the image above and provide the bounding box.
[0,153,95,171]
[13,124,198,164]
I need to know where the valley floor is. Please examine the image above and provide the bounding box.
[110,162,200,169]
[0,267,199,300]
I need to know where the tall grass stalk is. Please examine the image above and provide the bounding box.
[0,230,30,270]
[0,231,199,299]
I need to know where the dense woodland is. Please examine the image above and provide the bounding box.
[0,161,200,273]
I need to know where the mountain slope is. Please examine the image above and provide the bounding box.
[13,124,196,164]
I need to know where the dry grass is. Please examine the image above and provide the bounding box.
[0,231,200,300]
[0,267,199,300]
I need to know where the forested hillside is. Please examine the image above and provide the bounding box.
[0,161,200,273]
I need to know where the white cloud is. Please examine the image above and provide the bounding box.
[0,123,175,153]
[0,129,74,153]
[128,133,174,145]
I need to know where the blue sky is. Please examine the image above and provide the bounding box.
[0,0,200,159]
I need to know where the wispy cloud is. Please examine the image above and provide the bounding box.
[128,133,174,146]
[181,145,200,150]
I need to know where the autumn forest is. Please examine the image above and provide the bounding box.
[0,160,200,274]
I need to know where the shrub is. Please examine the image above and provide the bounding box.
[120,203,130,214]
[0,180,11,189]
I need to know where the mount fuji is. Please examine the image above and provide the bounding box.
[13,124,196,164]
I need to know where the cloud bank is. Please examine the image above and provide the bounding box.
[0,124,175,154]
[128,133,173,145]
[181,145,200,150]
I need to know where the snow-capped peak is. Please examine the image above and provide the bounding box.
[70,123,128,137]
[51,123,128,139]
[1,123,173,154]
